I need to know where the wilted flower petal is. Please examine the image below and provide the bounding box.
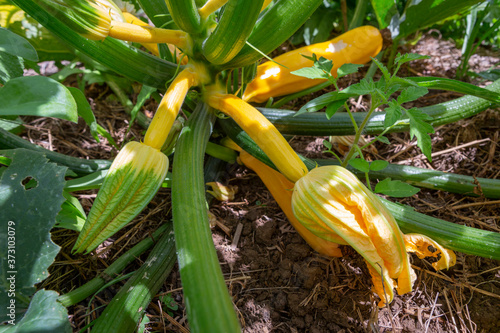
[206,182,238,202]
[292,165,415,306]
[404,233,456,271]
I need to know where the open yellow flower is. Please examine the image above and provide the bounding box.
[292,165,415,306]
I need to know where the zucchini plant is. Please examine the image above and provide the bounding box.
[1,0,499,332]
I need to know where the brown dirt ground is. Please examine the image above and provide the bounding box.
[27,34,500,332]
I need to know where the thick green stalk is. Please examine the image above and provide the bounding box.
[58,224,169,307]
[220,120,500,198]
[202,0,264,65]
[382,198,500,260]
[172,103,241,332]
[257,78,500,136]
[220,120,500,260]
[349,0,368,30]
[223,0,323,69]
[165,0,203,34]
[10,0,178,89]
[316,159,500,199]
[90,223,176,333]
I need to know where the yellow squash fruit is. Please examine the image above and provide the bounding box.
[242,25,383,103]
[207,91,308,183]
[292,165,415,306]
[144,67,200,150]
[239,151,344,257]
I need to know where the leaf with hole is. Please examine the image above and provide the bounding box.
[0,149,66,322]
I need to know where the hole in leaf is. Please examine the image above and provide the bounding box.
[21,176,38,190]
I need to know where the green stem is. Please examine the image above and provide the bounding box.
[257,77,500,136]
[342,102,377,166]
[90,223,177,333]
[58,223,170,307]
[172,102,241,332]
[271,81,331,108]
[348,0,368,30]
[164,0,203,34]
[205,142,238,163]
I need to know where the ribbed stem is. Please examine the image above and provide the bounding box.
[316,159,500,199]
[220,119,500,260]
[257,77,500,136]
[10,0,179,89]
[172,102,241,332]
[58,224,169,307]
[165,0,203,34]
[90,223,176,333]
[223,0,323,68]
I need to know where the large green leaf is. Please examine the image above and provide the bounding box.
[393,0,483,38]
[370,0,398,29]
[0,290,71,332]
[0,149,66,322]
[0,27,37,61]
[0,51,24,84]
[0,76,78,122]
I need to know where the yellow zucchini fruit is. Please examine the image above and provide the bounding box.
[207,91,308,182]
[144,67,199,150]
[292,165,415,306]
[239,151,344,257]
[121,11,159,56]
[198,0,228,20]
[242,25,383,103]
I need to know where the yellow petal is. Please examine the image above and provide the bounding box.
[206,182,238,201]
[292,166,414,304]
[404,233,457,271]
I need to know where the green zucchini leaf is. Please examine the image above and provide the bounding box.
[0,76,78,123]
[0,290,71,332]
[0,27,38,61]
[0,149,66,322]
